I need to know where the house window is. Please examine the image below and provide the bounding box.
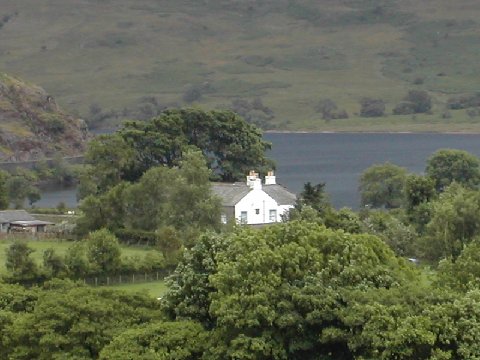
[221,214,227,224]
[255,209,260,215]
[269,209,277,222]
[240,211,248,224]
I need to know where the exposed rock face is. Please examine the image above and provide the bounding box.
[0,73,88,161]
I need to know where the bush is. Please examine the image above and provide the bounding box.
[360,98,385,117]
[404,90,432,113]
[393,101,416,115]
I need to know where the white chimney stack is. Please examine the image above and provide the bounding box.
[265,170,276,185]
[246,170,262,189]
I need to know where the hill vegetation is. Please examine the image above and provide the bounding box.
[1,0,480,131]
[0,73,88,161]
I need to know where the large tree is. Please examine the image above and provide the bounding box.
[426,149,480,192]
[81,108,273,197]
[164,221,414,359]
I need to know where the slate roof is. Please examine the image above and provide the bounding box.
[263,184,297,205]
[211,183,296,206]
[0,210,35,223]
[211,183,252,207]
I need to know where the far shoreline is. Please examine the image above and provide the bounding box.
[264,129,480,135]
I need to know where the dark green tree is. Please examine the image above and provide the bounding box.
[4,241,38,282]
[81,108,274,198]
[404,174,436,212]
[297,182,331,216]
[100,320,208,360]
[425,149,480,192]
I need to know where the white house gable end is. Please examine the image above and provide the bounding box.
[235,189,279,225]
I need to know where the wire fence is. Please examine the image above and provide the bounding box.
[83,270,170,287]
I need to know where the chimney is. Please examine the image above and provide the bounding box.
[246,170,262,189]
[265,170,276,185]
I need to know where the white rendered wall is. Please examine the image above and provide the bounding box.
[235,189,280,225]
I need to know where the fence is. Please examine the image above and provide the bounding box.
[83,270,170,287]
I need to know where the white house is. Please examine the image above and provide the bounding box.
[212,171,296,225]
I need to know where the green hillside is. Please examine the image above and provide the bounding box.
[1,0,480,131]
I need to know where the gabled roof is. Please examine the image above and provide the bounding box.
[263,184,297,206]
[211,182,296,207]
[211,183,252,206]
[0,210,35,223]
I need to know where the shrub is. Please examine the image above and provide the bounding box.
[360,98,385,117]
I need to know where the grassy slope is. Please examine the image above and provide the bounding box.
[0,0,479,131]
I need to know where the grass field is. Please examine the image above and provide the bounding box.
[0,239,158,275]
[107,280,168,298]
[1,0,480,132]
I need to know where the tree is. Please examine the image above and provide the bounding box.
[362,211,418,257]
[81,108,274,197]
[360,98,385,117]
[404,174,436,212]
[437,239,480,292]
[404,90,432,113]
[6,171,40,208]
[297,182,330,211]
[424,183,480,260]
[425,149,480,192]
[1,280,164,359]
[64,242,90,278]
[0,170,9,209]
[359,163,408,208]
[42,248,66,278]
[76,150,222,239]
[85,229,122,275]
[165,221,415,359]
[4,241,39,282]
[99,320,208,360]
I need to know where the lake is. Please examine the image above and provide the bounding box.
[36,132,480,209]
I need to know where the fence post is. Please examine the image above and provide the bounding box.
[132,274,135,283]
[95,277,98,286]
[145,272,147,281]
[156,272,159,281]
[107,277,110,286]
[119,274,122,284]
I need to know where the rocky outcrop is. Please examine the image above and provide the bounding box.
[0,73,88,161]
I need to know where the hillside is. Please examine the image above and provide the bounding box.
[0,0,480,131]
[0,73,88,161]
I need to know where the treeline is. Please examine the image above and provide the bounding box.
[0,155,79,210]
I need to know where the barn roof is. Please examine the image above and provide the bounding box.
[0,210,35,223]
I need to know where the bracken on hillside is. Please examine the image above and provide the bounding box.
[0,73,88,161]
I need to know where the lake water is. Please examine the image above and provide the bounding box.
[36,132,480,209]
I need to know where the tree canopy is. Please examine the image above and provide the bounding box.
[426,149,480,192]
[80,108,274,197]
[359,162,407,209]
